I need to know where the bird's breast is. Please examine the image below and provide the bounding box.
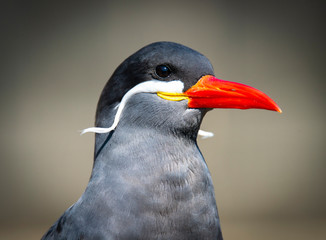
[120,146,218,238]
[90,130,221,239]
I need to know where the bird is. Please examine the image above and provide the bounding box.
[42,41,281,240]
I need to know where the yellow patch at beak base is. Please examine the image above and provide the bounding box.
[157,92,189,102]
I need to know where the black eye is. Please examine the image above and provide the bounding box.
[155,65,171,78]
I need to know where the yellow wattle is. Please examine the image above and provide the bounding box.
[157,92,189,102]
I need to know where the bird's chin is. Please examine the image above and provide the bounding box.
[181,107,204,128]
[185,107,209,117]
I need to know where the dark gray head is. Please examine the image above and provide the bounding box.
[90,41,281,158]
[95,42,214,128]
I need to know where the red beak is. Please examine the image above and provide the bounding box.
[184,75,282,113]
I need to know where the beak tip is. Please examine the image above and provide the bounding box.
[272,103,282,113]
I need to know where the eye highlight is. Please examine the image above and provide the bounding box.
[155,65,172,78]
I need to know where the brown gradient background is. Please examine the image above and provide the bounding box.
[1,0,325,239]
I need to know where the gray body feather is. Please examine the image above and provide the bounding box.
[42,42,223,240]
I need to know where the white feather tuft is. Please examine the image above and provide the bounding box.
[198,130,214,139]
[80,127,113,135]
[82,80,184,135]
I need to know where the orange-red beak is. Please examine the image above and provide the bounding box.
[184,75,282,113]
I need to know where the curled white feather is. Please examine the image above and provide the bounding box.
[81,80,184,135]
[81,80,214,139]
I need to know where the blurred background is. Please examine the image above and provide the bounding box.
[1,0,325,239]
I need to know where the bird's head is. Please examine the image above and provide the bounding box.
[85,42,281,140]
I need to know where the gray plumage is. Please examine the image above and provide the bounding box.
[42,42,223,240]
